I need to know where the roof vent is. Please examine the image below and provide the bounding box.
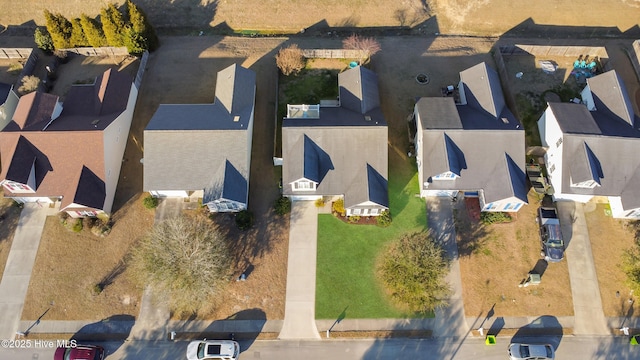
[501,117,509,124]
[233,115,240,122]
[364,115,372,122]
[91,119,100,125]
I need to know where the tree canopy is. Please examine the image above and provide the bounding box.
[379,231,451,314]
[132,216,232,316]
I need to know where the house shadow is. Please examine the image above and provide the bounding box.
[510,315,563,351]
[175,308,266,353]
[502,18,640,39]
[69,314,134,357]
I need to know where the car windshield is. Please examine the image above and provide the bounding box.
[520,345,531,357]
[197,343,206,358]
[547,239,563,247]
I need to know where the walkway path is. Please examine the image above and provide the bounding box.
[278,201,321,339]
[0,203,57,339]
[128,198,182,341]
[556,201,609,335]
[426,197,469,338]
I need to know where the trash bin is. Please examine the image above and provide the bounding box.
[485,335,496,345]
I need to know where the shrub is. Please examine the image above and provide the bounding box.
[80,14,107,47]
[348,215,360,224]
[622,222,640,295]
[342,34,381,65]
[315,198,325,208]
[274,196,291,215]
[480,212,512,225]
[379,231,451,313]
[58,211,69,224]
[69,18,89,47]
[83,217,97,230]
[125,0,158,52]
[18,75,41,95]
[275,44,305,76]
[377,210,392,227]
[43,10,72,49]
[142,195,159,209]
[71,218,83,232]
[34,27,54,53]
[235,210,254,230]
[332,198,346,217]
[100,3,126,47]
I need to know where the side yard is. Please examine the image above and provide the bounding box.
[585,202,638,317]
[0,196,22,280]
[457,191,574,317]
[21,195,154,320]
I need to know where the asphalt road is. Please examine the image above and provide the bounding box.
[0,336,637,359]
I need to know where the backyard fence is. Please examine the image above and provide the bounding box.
[0,48,32,59]
[61,47,129,57]
[500,44,608,60]
[134,51,149,89]
[491,47,519,122]
[301,49,366,59]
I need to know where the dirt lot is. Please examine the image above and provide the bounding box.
[1,1,638,37]
[585,202,639,317]
[457,191,575,317]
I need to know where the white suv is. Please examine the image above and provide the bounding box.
[186,339,240,360]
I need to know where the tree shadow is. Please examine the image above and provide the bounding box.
[134,0,219,35]
[450,199,490,258]
[67,314,134,358]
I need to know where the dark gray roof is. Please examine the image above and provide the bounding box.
[561,134,640,208]
[282,66,387,209]
[586,70,635,127]
[203,160,248,204]
[282,126,388,208]
[460,62,506,118]
[415,97,462,130]
[420,129,527,204]
[338,66,380,114]
[547,102,602,135]
[72,166,106,209]
[5,135,36,184]
[568,142,602,185]
[143,64,255,204]
[0,82,11,104]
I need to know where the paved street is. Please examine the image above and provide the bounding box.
[0,336,638,359]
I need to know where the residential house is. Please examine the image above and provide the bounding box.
[143,64,256,213]
[414,62,528,212]
[0,68,139,217]
[281,66,389,216]
[537,70,640,219]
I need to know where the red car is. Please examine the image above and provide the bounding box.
[54,345,105,360]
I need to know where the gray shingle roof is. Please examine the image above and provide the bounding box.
[586,70,635,127]
[416,62,526,204]
[282,66,388,209]
[143,64,255,205]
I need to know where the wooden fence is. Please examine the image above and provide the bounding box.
[61,47,129,57]
[301,49,366,59]
[500,44,608,59]
[0,48,32,59]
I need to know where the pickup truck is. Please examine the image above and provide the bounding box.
[537,207,565,262]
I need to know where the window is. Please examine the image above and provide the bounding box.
[513,203,522,211]
[75,210,96,217]
[556,137,563,147]
[3,181,31,192]
[353,208,362,215]
[293,180,316,191]
[433,172,457,180]
[370,208,379,215]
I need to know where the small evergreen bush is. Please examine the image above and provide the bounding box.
[480,212,512,225]
[377,210,392,227]
[332,198,346,217]
[274,196,291,215]
[235,210,254,230]
[143,195,159,209]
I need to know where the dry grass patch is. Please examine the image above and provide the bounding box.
[458,192,574,317]
[21,194,154,320]
[585,202,638,317]
[0,196,22,279]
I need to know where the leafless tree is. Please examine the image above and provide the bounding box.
[275,44,305,76]
[18,75,41,95]
[132,215,232,316]
[342,34,381,65]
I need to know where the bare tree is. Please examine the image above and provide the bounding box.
[18,75,41,95]
[275,44,305,76]
[342,34,381,65]
[132,215,232,316]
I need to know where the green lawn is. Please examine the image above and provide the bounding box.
[316,160,428,319]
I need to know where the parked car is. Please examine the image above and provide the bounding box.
[187,339,240,360]
[508,343,555,360]
[54,344,104,360]
[537,207,565,262]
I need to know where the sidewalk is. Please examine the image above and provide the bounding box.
[0,203,58,339]
[278,201,321,339]
[557,201,609,335]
